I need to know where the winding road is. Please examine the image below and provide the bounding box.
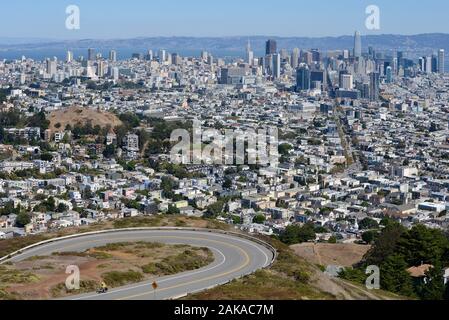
[4,229,275,300]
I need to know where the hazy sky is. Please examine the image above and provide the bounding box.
[1,0,448,39]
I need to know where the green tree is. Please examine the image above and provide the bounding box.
[103,144,116,158]
[15,212,31,228]
[280,223,316,245]
[253,214,266,224]
[167,205,180,215]
[362,223,406,267]
[328,236,337,244]
[278,143,293,156]
[362,230,378,244]
[416,261,446,300]
[40,153,53,161]
[222,178,232,189]
[204,201,225,218]
[56,203,69,213]
[397,224,449,266]
[380,254,415,297]
[358,218,379,230]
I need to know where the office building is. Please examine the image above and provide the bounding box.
[354,31,362,58]
[432,55,438,73]
[386,66,393,83]
[159,50,167,62]
[66,51,73,63]
[146,50,153,61]
[369,72,380,101]
[296,64,311,91]
[272,54,281,79]
[46,58,57,77]
[426,56,433,73]
[88,48,96,61]
[266,39,277,55]
[220,67,247,85]
[310,69,327,89]
[291,48,300,69]
[171,53,181,65]
[97,61,106,78]
[340,74,353,90]
[439,49,445,74]
[265,54,273,76]
[246,41,254,66]
[109,50,117,62]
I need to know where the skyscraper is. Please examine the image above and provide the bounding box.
[265,54,273,76]
[159,50,167,62]
[88,48,96,61]
[418,57,426,72]
[354,31,362,58]
[296,64,311,91]
[369,72,380,101]
[266,39,277,55]
[246,40,254,65]
[66,51,73,63]
[109,50,117,62]
[438,49,445,74]
[272,54,281,79]
[386,66,393,83]
[340,74,353,90]
[291,48,300,69]
[146,50,153,61]
[46,58,57,77]
[426,56,432,74]
[97,61,106,78]
[432,55,438,73]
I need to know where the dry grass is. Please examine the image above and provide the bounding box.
[48,106,122,132]
[290,243,370,268]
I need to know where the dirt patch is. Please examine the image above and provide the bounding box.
[290,243,370,268]
[48,106,122,132]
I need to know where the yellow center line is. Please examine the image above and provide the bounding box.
[114,238,251,300]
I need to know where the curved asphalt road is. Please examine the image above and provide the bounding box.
[7,230,274,300]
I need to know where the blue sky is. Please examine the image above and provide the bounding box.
[1,0,449,39]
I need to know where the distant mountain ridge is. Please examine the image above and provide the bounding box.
[1,33,448,58]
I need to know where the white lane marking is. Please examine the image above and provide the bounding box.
[72,247,227,300]
[204,232,271,267]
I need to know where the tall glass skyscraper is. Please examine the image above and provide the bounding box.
[438,49,445,74]
[296,64,311,91]
[266,39,277,55]
[354,31,362,58]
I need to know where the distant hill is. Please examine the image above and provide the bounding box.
[1,34,449,57]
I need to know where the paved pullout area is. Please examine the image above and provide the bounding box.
[5,230,275,300]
